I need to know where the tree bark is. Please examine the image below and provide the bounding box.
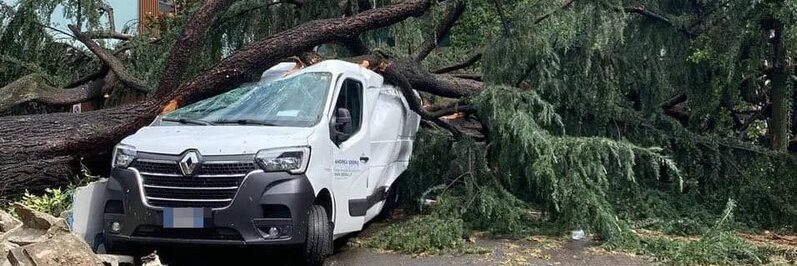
[0,74,107,115]
[768,20,790,151]
[155,0,237,96]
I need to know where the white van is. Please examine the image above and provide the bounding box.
[103,60,420,264]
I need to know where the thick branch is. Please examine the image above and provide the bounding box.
[0,74,108,114]
[392,58,483,98]
[414,1,466,62]
[431,105,475,118]
[155,0,237,96]
[381,64,463,138]
[425,98,469,113]
[343,54,484,98]
[82,31,134,40]
[68,25,148,92]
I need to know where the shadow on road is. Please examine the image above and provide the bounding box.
[132,244,307,266]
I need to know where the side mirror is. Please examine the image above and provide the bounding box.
[331,108,353,144]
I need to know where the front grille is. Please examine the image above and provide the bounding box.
[130,161,256,176]
[133,226,243,241]
[129,158,257,208]
[132,161,180,175]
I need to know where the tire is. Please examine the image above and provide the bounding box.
[304,205,333,266]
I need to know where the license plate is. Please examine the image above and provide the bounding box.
[163,208,212,228]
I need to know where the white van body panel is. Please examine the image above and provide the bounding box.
[117,60,419,241]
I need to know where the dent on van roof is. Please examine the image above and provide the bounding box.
[260,60,385,87]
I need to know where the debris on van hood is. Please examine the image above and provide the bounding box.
[0,204,105,266]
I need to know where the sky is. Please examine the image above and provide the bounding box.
[2,0,138,33]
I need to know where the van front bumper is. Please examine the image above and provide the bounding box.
[103,168,315,246]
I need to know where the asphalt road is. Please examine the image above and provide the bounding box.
[145,233,649,266]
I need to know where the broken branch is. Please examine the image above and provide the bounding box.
[68,25,148,92]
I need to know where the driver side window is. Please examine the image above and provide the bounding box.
[334,79,363,135]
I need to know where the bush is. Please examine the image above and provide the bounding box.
[19,188,72,216]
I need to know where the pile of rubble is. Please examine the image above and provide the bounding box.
[0,204,137,266]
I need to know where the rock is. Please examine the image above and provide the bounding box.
[11,204,65,231]
[6,247,33,266]
[96,254,134,266]
[0,240,12,266]
[0,204,107,266]
[21,232,103,266]
[0,211,20,233]
[3,228,47,246]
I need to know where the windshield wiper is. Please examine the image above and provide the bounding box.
[213,119,277,126]
[162,117,215,126]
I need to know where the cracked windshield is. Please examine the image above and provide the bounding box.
[162,72,332,127]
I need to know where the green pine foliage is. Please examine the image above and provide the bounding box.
[361,215,473,254]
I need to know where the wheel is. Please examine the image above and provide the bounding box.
[304,205,333,265]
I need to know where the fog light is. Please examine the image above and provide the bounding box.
[110,221,121,233]
[263,227,279,239]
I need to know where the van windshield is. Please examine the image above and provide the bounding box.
[162,72,333,127]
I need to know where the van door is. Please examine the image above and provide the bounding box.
[329,77,371,234]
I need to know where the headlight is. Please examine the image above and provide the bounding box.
[112,144,137,168]
[255,147,310,174]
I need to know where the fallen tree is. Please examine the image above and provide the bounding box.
[1,2,796,264]
[0,0,485,194]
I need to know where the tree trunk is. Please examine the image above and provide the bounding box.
[769,20,790,151]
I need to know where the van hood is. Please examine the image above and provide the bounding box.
[120,126,314,155]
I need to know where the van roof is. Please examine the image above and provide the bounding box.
[261,60,385,88]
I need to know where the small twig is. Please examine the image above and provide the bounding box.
[432,53,482,74]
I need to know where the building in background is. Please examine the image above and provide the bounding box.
[137,0,176,30]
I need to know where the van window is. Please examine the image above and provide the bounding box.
[334,79,363,135]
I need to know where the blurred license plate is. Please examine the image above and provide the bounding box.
[163,208,212,228]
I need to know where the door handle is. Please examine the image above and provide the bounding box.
[359,157,370,163]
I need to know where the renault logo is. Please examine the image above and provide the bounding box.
[179,151,200,176]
